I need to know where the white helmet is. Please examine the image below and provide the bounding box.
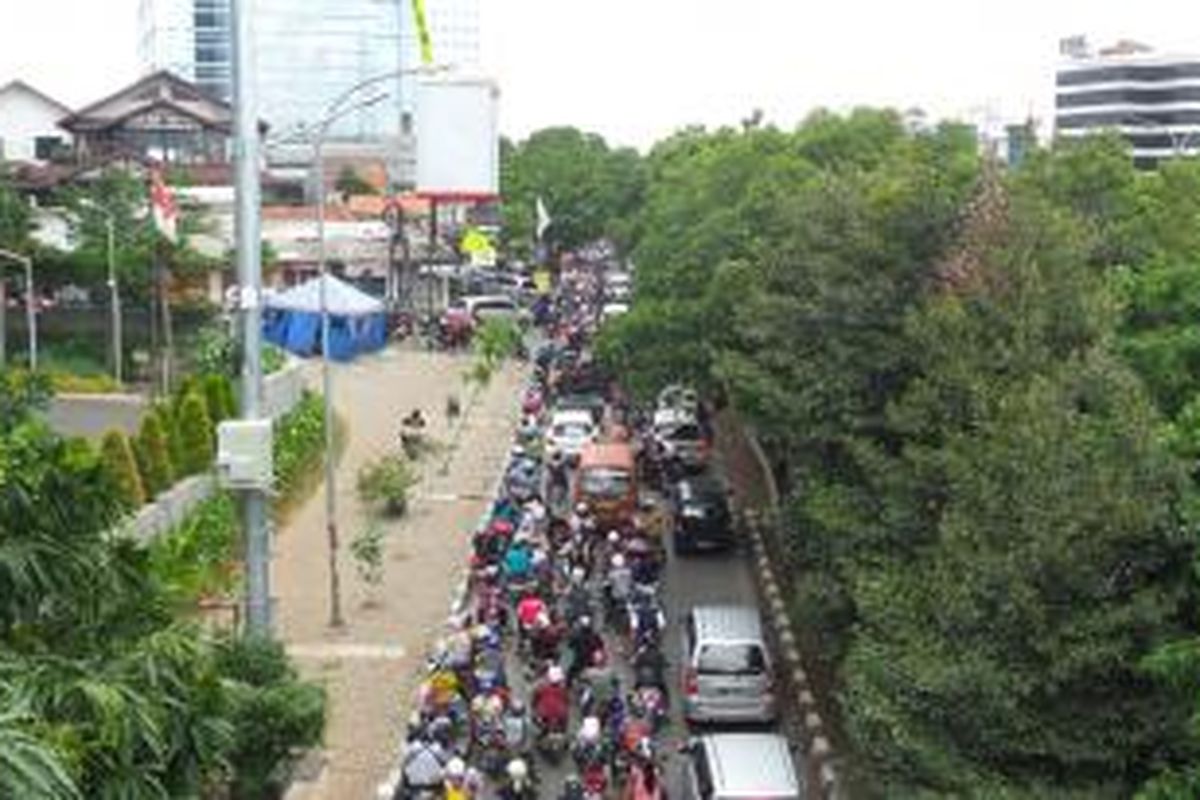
[607,530,621,544]
[576,503,589,515]
[507,758,529,781]
[547,665,565,683]
[570,566,586,583]
[579,716,601,743]
[446,757,466,779]
[612,554,626,569]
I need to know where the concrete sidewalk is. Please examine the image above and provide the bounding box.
[276,347,523,799]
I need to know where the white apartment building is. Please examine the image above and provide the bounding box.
[1056,37,1200,167]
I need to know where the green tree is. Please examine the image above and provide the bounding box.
[500,127,645,256]
[137,409,175,497]
[176,390,214,476]
[100,429,146,510]
[203,373,236,424]
[334,165,376,197]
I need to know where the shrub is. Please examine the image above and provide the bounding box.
[136,410,175,497]
[214,635,326,800]
[159,405,187,476]
[100,429,145,510]
[356,453,417,517]
[176,390,214,476]
[203,373,237,424]
[350,520,387,587]
[148,492,239,601]
[273,391,326,503]
[48,370,121,394]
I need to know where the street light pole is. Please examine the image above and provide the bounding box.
[0,249,35,370]
[310,92,388,629]
[231,0,271,636]
[105,216,123,384]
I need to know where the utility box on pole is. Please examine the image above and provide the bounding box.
[216,419,274,491]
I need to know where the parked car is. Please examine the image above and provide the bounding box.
[546,409,598,462]
[672,471,734,554]
[679,733,801,800]
[682,605,777,724]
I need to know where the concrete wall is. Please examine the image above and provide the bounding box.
[47,360,305,441]
[118,359,307,543]
[125,473,217,544]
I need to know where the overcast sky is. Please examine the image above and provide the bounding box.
[2,0,1198,150]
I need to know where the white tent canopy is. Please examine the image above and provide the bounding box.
[266,274,384,316]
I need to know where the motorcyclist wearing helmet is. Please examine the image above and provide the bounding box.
[399,731,447,797]
[442,756,482,800]
[572,715,610,772]
[604,553,633,629]
[628,587,666,649]
[631,643,669,695]
[566,617,605,685]
[558,775,586,800]
[497,757,537,800]
[532,665,571,732]
[504,537,535,586]
[502,697,530,755]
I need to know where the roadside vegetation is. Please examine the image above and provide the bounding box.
[0,372,325,799]
[507,114,1200,797]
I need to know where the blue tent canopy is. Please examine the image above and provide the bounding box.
[263,275,387,361]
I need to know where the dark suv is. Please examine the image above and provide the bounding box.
[672,471,734,555]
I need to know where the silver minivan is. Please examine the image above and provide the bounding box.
[682,605,777,724]
[680,733,802,800]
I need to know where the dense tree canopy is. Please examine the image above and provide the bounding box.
[500,127,645,258]
[588,111,1200,796]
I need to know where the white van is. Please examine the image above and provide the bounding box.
[680,733,802,800]
[682,605,777,724]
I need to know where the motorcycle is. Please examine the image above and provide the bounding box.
[631,684,668,732]
[535,715,569,763]
[622,759,664,800]
[581,760,609,800]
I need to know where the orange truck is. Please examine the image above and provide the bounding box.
[575,442,638,530]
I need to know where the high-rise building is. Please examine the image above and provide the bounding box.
[138,0,232,101]
[1056,37,1200,167]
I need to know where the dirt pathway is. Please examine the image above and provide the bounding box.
[276,346,524,800]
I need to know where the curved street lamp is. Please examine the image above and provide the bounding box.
[304,65,447,628]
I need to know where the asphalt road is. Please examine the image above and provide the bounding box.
[502,473,788,800]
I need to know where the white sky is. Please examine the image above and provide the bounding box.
[2,0,1198,150]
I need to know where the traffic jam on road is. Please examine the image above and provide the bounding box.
[390,257,803,800]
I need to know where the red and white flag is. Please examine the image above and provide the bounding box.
[150,169,178,244]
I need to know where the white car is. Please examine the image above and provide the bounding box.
[601,303,629,322]
[546,409,598,461]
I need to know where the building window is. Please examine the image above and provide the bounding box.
[34,136,65,161]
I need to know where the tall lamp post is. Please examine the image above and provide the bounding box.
[310,92,389,629]
[0,249,36,370]
[307,65,443,628]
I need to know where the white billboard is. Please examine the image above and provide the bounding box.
[415,75,500,197]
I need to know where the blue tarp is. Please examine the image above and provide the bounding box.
[263,275,387,361]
